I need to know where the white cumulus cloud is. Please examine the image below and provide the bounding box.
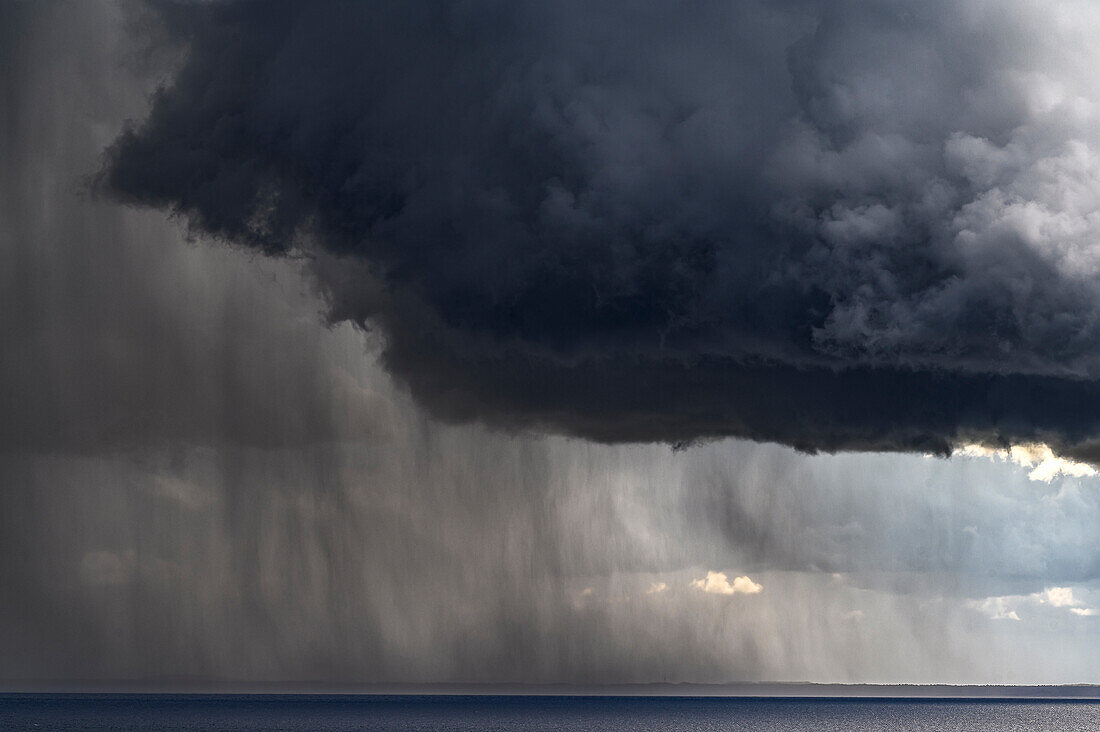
[968,585,1098,621]
[690,571,762,596]
[1035,586,1078,608]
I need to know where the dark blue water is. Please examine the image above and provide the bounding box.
[2,694,1100,731]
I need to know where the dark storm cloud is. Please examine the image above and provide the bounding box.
[101,0,1100,458]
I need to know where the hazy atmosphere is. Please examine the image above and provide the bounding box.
[3,0,1100,688]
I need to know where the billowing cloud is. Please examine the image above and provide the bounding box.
[99,0,1100,460]
[690,571,763,596]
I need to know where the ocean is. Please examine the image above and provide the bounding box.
[3,694,1100,731]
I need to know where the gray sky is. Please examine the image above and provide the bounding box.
[2,0,1100,687]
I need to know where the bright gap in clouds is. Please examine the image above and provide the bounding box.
[953,443,1098,482]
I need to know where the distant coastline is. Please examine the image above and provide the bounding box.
[4,681,1100,699]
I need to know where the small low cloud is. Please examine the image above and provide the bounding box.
[966,596,1021,621]
[1036,586,1078,608]
[1033,587,1097,616]
[152,475,217,509]
[646,581,668,595]
[968,586,1098,621]
[570,586,596,610]
[690,571,762,596]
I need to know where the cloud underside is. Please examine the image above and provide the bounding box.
[103,1,1100,458]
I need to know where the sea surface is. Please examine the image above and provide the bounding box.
[2,694,1100,731]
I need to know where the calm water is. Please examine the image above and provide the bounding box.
[2,694,1099,731]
